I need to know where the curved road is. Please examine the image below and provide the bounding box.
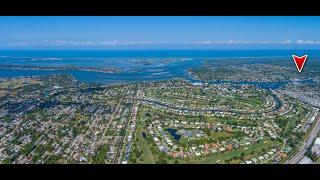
[136,95,282,115]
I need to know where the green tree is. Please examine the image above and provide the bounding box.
[156,158,168,164]
[3,158,12,164]
[240,152,245,160]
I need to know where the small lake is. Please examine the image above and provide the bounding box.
[142,132,147,139]
[166,128,181,141]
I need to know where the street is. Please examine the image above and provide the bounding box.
[286,112,320,164]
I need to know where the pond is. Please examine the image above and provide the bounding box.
[142,132,147,139]
[166,128,181,141]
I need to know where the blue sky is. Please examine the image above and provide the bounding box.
[1,16,320,49]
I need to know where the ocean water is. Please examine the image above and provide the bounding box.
[0,49,318,85]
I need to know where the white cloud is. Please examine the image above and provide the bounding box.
[186,40,280,45]
[186,40,275,45]
[185,41,214,44]
[295,40,320,44]
[226,40,249,44]
[7,39,320,47]
[99,41,120,46]
[281,40,292,44]
[116,41,153,45]
[187,39,320,45]
[9,40,154,47]
[257,41,275,44]
[187,40,251,45]
[41,40,96,46]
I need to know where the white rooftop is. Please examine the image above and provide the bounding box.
[298,156,314,164]
[314,137,320,146]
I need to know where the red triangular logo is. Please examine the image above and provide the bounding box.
[292,55,308,73]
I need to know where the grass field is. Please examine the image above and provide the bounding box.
[133,125,156,163]
[0,79,41,89]
[188,138,282,164]
[131,105,283,164]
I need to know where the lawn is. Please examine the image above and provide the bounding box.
[130,121,156,164]
[0,79,40,89]
[187,137,282,164]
